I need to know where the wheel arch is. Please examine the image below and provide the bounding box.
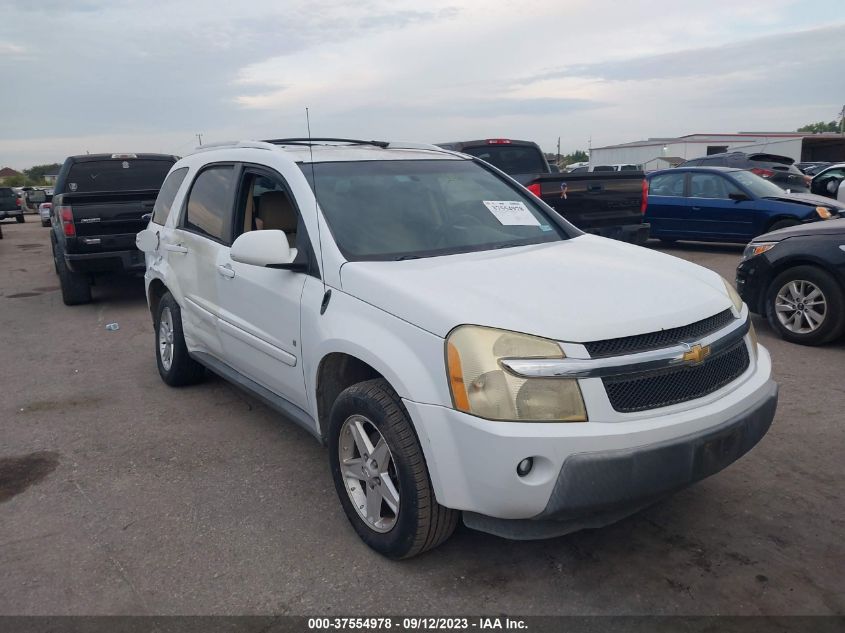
[315,352,388,442]
[147,277,169,323]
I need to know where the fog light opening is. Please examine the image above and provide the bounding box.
[516,457,534,477]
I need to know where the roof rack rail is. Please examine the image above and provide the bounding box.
[190,140,277,153]
[262,138,390,148]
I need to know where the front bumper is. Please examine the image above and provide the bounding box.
[404,344,775,537]
[736,256,771,315]
[464,381,776,539]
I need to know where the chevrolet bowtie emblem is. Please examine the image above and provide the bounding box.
[681,343,711,364]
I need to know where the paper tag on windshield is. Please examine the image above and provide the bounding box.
[482,201,540,226]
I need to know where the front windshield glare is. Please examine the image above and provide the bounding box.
[299,160,569,260]
[731,170,788,197]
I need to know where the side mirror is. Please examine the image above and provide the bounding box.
[230,230,302,269]
[729,192,750,202]
[136,228,159,253]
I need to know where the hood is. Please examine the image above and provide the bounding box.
[764,191,845,211]
[339,235,733,342]
[758,217,845,241]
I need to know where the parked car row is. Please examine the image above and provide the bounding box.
[25,134,844,561]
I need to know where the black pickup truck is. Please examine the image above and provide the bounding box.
[50,153,177,305]
[524,172,650,244]
[436,138,649,244]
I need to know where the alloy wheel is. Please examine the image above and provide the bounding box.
[338,415,400,533]
[775,279,827,334]
[158,306,175,371]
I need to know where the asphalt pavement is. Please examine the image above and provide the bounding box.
[0,218,842,615]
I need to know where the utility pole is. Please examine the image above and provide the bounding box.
[557,137,561,166]
[839,105,845,135]
[196,133,203,146]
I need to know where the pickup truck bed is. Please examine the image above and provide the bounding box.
[527,172,650,244]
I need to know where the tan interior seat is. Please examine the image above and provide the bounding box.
[258,191,297,246]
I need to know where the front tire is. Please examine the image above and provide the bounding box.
[766,265,845,345]
[155,292,205,386]
[328,379,458,559]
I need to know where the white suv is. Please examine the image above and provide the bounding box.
[137,138,777,558]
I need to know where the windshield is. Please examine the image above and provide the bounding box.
[299,159,570,261]
[729,170,788,198]
[459,145,546,175]
[64,159,174,193]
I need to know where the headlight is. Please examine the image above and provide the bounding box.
[741,241,776,261]
[446,325,587,422]
[722,277,744,314]
[816,206,832,219]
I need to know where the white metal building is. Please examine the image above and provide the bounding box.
[590,132,845,171]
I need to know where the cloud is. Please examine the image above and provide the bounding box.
[0,0,843,167]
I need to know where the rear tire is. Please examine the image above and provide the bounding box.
[658,237,678,245]
[765,265,845,345]
[155,292,206,386]
[16,214,24,223]
[328,378,458,559]
[55,242,92,305]
[41,220,50,227]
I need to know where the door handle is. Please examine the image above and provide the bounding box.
[691,206,702,211]
[217,264,236,279]
[164,243,188,254]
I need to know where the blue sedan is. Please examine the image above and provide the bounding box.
[645,167,843,244]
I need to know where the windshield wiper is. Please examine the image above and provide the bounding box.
[393,254,422,261]
[492,240,531,250]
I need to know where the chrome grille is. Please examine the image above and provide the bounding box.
[584,309,735,358]
[603,339,750,413]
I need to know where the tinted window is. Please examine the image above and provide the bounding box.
[0,188,14,198]
[619,164,639,171]
[592,165,615,172]
[152,167,189,225]
[461,145,546,175]
[690,173,737,199]
[300,159,570,261]
[185,166,236,243]
[649,172,685,196]
[64,159,174,193]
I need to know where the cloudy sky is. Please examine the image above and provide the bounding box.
[1,0,843,168]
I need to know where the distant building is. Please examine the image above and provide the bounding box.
[590,132,845,171]
[43,174,58,185]
[0,167,23,184]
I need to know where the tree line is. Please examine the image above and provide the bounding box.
[2,163,62,187]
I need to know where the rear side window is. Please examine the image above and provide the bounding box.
[461,145,546,175]
[649,173,685,196]
[0,188,14,198]
[184,165,236,243]
[64,159,174,193]
[592,165,615,172]
[152,167,189,225]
